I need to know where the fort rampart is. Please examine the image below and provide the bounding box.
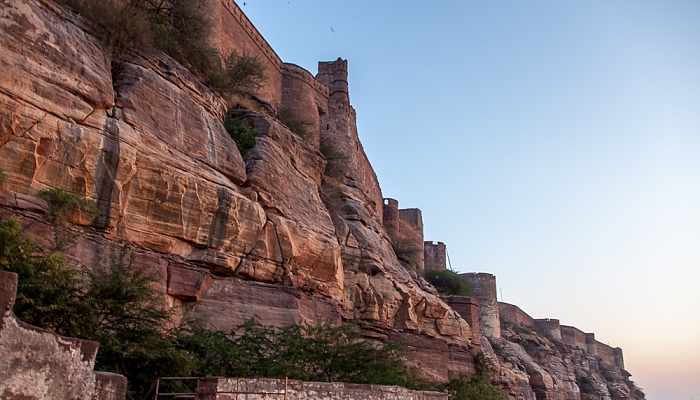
[382,199,424,273]
[498,302,535,328]
[424,241,447,272]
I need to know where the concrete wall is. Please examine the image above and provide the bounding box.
[0,271,126,400]
[197,377,447,400]
[424,241,446,272]
[498,302,535,328]
[460,273,500,339]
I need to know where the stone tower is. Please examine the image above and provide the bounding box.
[460,273,501,339]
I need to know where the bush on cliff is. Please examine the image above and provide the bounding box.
[224,116,256,156]
[425,269,471,296]
[55,0,266,99]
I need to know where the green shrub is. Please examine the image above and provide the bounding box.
[0,167,7,186]
[37,188,100,225]
[210,50,267,97]
[224,116,256,156]
[425,269,470,296]
[56,0,267,97]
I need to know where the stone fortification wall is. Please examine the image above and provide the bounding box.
[382,199,424,274]
[210,0,284,111]
[445,297,481,350]
[499,302,625,369]
[0,271,126,400]
[561,325,587,350]
[534,318,562,341]
[318,59,384,221]
[460,273,500,338]
[281,63,329,149]
[424,241,447,272]
[197,377,447,400]
[498,302,535,328]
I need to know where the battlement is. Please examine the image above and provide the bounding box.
[382,199,425,274]
[424,241,447,272]
[317,58,350,104]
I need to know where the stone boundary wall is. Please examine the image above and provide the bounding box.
[560,325,587,350]
[197,377,447,400]
[0,271,126,400]
[498,302,535,328]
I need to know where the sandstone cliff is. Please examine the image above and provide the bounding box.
[0,0,643,398]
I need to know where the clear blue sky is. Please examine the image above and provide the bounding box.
[241,2,700,398]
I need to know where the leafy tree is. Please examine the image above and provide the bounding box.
[0,218,84,336]
[425,269,471,296]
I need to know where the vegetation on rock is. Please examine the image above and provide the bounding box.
[425,269,471,296]
[55,0,265,98]
[224,116,256,156]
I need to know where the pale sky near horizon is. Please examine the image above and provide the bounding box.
[240,2,700,399]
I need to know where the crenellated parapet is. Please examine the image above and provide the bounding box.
[424,241,447,272]
[317,58,350,104]
[381,198,425,274]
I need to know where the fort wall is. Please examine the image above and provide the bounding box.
[560,325,587,350]
[534,318,562,341]
[318,59,384,220]
[424,241,447,272]
[497,301,625,368]
[498,302,535,328]
[210,0,284,111]
[382,199,424,273]
[281,63,329,149]
[460,273,500,339]
[445,296,481,351]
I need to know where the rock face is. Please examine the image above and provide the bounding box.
[0,0,644,397]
